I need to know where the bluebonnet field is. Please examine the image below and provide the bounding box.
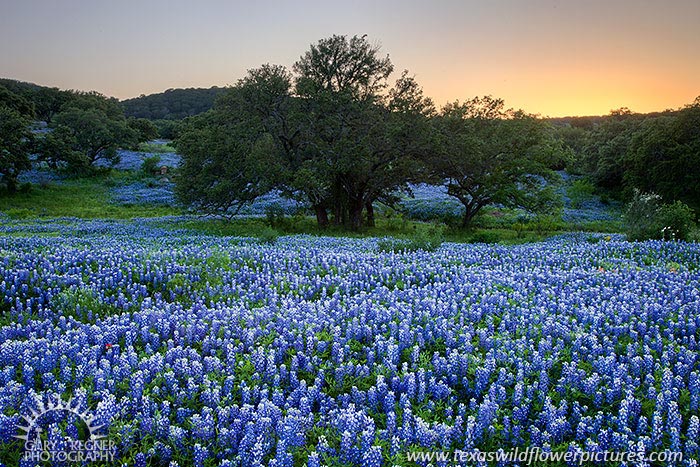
[111,181,178,206]
[397,185,464,223]
[0,218,698,466]
[558,172,621,224]
[25,144,618,226]
[102,148,182,172]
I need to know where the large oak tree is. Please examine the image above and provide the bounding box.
[431,96,561,227]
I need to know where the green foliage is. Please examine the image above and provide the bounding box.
[141,155,162,176]
[432,96,563,227]
[175,104,280,214]
[265,205,288,229]
[583,108,643,191]
[625,98,700,211]
[0,106,33,193]
[53,287,118,322]
[33,86,72,122]
[556,98,700,213]
[0,78,66,121]
[623,190,662,241]
[0,79,125,123]
[688,228,700,243]
[121,87,226,120]
[377,225,443,252]
[0,84,35,117]
[41,107,136,171]
[137,141,176,153]
[623,190,696,241]
[152,119,182,139]
[658,201,696,241]
[127,117,158,145]
[552,124,589,173]
[258,227,280,244]
[469,230,503,244]
[176,35,435,231]
[65,90,124,119]
[567,178,595,208]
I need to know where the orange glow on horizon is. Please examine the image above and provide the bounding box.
[1,1,698,118]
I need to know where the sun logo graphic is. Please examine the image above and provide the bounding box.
[14,393,116,463]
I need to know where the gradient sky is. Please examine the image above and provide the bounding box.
[1,0,698,116]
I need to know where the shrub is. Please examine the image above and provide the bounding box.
[623,190,696,241]
[385,212,408,232]
[52,286,118,322]
[408,226,443,252]
[142,155,162,176]
[469,230,502,244]
[528,215,562,234]
[658,201,695,241]
[688,228,700,243]
[264,205,288,229]
[3,208,33,218]
[377,225,443,253]
[258,227,280,244]
[623,190,662,241]
[567,178,595,209]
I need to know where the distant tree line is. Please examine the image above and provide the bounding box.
[121,87,227,120]
[552,101,700,213]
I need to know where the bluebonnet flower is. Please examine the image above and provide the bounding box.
[2,218,700,464]
[690,371,700,411]
[307,452,321,467]
[362,446,383,467]
[686,416,699,455]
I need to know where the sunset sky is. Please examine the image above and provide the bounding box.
[1,0,698,117]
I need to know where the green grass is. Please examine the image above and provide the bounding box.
[178,217,560,244]
[0,178,181,219]
[0,174,622,243]
[137,141,177,153]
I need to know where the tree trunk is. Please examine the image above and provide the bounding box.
[314,205,329,228]
[365,201,375,227]
[461,202,482,228]
[349,197,364,231]
[333,202,348,227]
[4,176,17,194]
[461,208,472,228]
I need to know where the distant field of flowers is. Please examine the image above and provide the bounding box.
[1,219,698,465]
[559,172,621,223]
[17,145,622,228]
[102,148,182,171]
[397,184,464,222]
[111,181,178,206]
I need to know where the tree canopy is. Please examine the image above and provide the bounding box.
[39,107,136,170]
[432,96,561,226]
[0,106,32,193]
[0,84,35,117]
[35,92,147,171]
[553,97,700,211]
[176,35,566,229]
